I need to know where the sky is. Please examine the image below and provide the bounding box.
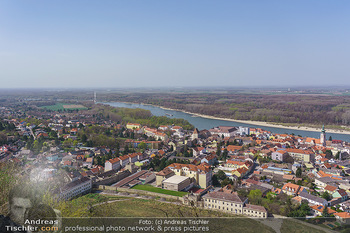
[0,1,350,88]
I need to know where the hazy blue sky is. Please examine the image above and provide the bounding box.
[1,1,349,88]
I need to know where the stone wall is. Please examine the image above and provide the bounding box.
[93,170,131,187]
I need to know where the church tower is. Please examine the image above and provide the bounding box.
[191,128,199,140]
[320,125,326,146]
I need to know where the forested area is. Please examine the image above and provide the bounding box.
[102,93,350,127]
[90,104,194,130]
[0,161,19,215]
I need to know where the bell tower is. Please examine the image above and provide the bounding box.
[320,125,326,146]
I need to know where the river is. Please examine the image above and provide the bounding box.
[103,102,350,142]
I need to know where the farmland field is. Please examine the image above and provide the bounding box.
[41,103,88,111]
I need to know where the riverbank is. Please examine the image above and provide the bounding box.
[149,104,350,135]
[102,101,350,135]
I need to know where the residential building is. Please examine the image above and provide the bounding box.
[271,150,288,162]
[156,167,175,186]
[201,154,217,166]
[58,177,92,200]
[298,192,328,206]
[281,183,302,196]
[334,212,350,225]
[167,163,212,188]
[285,148,315,163]
[105,157,121,171]
[126,123,141,130]
[310,205,336,216]
[209,126,237,138]
[333,189,348,202]
[203,191,267,218]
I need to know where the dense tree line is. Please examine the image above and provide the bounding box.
[91,104,194,130]
[0,119,17,146]
[105,93,350,127]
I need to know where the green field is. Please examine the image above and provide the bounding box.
[131,184,188,197]
[90,198,275,233]
[58,194,330,233]
[281,219,329,233]
[41,103,88,111]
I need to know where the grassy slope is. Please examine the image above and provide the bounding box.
[60,194,329,233]
[131,184,188,197]
[91,198,276,233]
[281,219,329,233]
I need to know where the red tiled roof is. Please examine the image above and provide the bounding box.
[107,157,120,164]
[156,167,174,177]
[167,163,211,173]
[282,183,300,194]
[226,145,242,151]
[325,185,337,192]
[311,205,337,214]
[334,212,350,219]
[227,160,245,166]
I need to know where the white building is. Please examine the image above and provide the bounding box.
[58,177,92,200]
[209,126,237,138]
[162,175,192,191]
[105,157,121,171]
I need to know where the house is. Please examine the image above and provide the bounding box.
[158,125,169,131]
[58,177,92,200]
[127,153,140,164]
[171,126,183,133]
[310,205,336,217]
[319,167,343,177]
[203,191,267,218]
[63,161,72,167]
[201,154,217,165]
[119,155,130,167]
[314,177,335,188]
[271,150,288,162]
[70,128,78,135]
[167,163,212,188]
[156,167,175,186]
[282,183,302,196]
[285,148,315,163]
[263,167,292,175]
[209,126,237,138]
[83,157,93,168]
[334,212,350,225]
[232,167,249,178]
[339,200,350,212]
[282,174,295,181]
[324,185,338,195]
[298,192,328,206]
[226,160,252,171]
[155,132,168,141]
[105,157,121,171]
[226,145,243,153]
[192,147,206,157]
[90,167,101,175]
[333,189,348,202]
[271,187,282,195]
[126,123,141,130]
